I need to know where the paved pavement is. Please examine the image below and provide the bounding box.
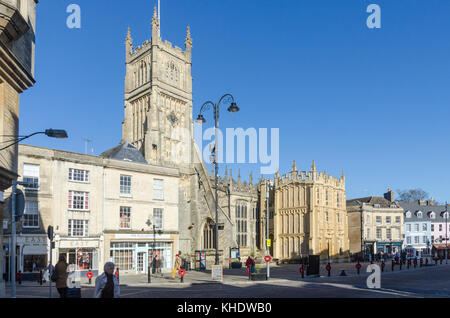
[4,262,450,298]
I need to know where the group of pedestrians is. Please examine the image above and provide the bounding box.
[52,255,120,298]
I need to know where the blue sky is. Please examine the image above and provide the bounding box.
[20,0,450,202]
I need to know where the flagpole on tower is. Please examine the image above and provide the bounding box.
[158,0,161,37]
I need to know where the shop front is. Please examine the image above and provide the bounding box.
[2,234,48,281]
[376,241,403,257]
[108,234,176,274]
[57,238,101,276]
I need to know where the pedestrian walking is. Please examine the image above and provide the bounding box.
[115,268,120,283]
[172,254,182,279]
[55,255,68,298]
[245,256,255,280]
[16,271,22,285]
[94,262,120,298]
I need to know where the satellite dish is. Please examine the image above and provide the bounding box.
[8,189,25,220]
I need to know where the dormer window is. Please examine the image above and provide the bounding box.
[416,211,423,218]
[390,204,397,208]
[428,211,436,219]
[442,212,449,219]
[405,211,411,218]
[374,204,381,208]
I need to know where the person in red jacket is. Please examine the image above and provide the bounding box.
[245,256,255,279]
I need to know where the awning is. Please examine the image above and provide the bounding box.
[23,245,48,255]
[432,244,450,251]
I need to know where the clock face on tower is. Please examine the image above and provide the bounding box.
[168,112,178,127]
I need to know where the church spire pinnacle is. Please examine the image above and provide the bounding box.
[292,160,297,172]
[152,6,160,39]
[125,27,133,54]
[311,160,316,171]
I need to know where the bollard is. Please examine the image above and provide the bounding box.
[355,262,361,275]
[148,265,151,283]
[89,278,91,285]
[326,263,331,277]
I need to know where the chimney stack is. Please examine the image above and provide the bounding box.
[384,189,394,202]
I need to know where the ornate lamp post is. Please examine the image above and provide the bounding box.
[196,94,239,265]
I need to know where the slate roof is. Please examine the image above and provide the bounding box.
[100,142,147,164]
[399,202,449,223]
[347,196,399,209]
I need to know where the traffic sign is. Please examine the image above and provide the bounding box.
[8,189,25,219]
[178,269,186,277]
[266,239,271,247]
[86,272,94,279]
[264,255,272,263]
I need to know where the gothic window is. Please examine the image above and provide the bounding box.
[203,221,216,250]
[236,202,248,247]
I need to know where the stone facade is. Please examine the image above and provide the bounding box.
[0,0,37,297]
[347,190,404,260]
[2,144,180,275]
[272,161,349,262]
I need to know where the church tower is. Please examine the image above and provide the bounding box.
[122,7,193,167]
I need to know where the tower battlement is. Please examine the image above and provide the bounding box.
[276,160,345,189]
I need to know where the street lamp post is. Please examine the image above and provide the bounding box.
[2,129,68,298]
[266,180,271,279]
[196,94,239,266]
[446,202,448,264]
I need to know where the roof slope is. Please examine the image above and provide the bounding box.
[100,142,147,164]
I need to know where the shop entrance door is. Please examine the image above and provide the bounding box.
[137,252,145,273]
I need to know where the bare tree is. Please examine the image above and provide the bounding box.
[396,189,429,202]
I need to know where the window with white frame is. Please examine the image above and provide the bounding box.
[153,179,164,200]
[366,228,370,239]
[153,208,163,230]
[69,168,89,182]
[22,200,39,228]
[386,216,391,224]
[386,228,391,240]
[406,224,411,232]
[68,220,89,237]
[431,224,435,231]
[407,236,411,244]
[68,191,89,210]
[414,224,419,232]
[422,223,427,231]
[414,236,419,244]
[120,175,132,196]
[439,224,443,231]
[23,163,40,190]
[120,207,131,229]
[423,236,427,244]
[396,216,401,224]
[376,228,382,239]
[376,216,382,224]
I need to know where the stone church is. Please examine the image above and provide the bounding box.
[121,8,259,266]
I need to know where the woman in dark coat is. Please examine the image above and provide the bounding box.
[55,255,68,298]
